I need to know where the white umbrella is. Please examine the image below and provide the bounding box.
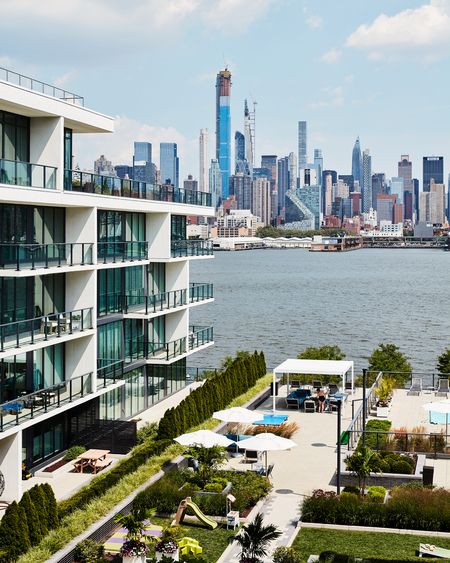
[213,407,262,457]
[239,432,297,472]
[174,429,235,448]
[422,400,450,437]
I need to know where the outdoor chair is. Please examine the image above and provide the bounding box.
[291,380,300,388]
[328,384,339,396]
[408,378,422,396]
[436,379,449,397]
[304,400,316,413]
[312,380,322,390]
[244,449,262,463]
[262,462,274,479]
[285,398,299,410]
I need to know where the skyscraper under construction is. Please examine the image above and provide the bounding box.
[215,68,232,200]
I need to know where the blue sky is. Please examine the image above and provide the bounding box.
[2,0,450,185]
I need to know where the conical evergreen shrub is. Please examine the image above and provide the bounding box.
[0,501,31,559]
[18,491,42,546]
[28,484,48,536]
[41,483,59,530]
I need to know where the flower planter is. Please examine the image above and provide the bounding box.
[155,549,179,561]
[123,556,146,563]
[377,406,390,418]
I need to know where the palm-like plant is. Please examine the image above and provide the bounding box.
[114,507,152,539]
[184,444,228,488]
[227,513,282,562]
[344,447,380,496]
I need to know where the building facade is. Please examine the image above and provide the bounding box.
[423,156,443,192]
[199,128,209,193]
[160,143,179,187]
[362,149,372,213]
[352,137,362,186]
[0,70,214,501]
[298,121,307,171]
[215,69,232,199]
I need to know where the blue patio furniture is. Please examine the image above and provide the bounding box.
[287,388,312,408]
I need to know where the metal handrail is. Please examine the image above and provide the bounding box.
[64,169,212,207]
[148,336,187,361]
[123,289,187,314]
[188,326,214,350]
[0,67,84,105]
[0,157,56,189]
[97,241,148,263]
[97,359,124,387]
[189,283,213,302]
[171,240,213,258]
[0,242,94,270]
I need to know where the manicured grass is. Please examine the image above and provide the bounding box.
[292,528,450,562]
[148,516,239,563]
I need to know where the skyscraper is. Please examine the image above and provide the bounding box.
[298,121,307,171]
[398,155,413,192]
[134,142,152,164]
[277,156,289,214]
[314,149,323,188]
[413,178,420,220]
[160,142,179,187]
[289,152,297,192]
[423,156,444,192]
[352,137,362,186]
[199,128,208,193]
[235,131,250,175]
[261,155,277,218]
[362,149,372,213]
[244,100,253,172]
[209,158,222,209]
[216,69,232,199]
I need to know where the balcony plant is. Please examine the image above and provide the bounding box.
[374,376,396,417]
[151,525,186,562]
[114,507,153,563]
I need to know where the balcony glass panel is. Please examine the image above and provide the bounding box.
[97,241,148,263]
[0,243,93,270]
[0,159,56,189]
[0,308,93,352]
[188,326,214,350]
[189,283,213,303]
[171,240,213,258]
[148,336,186,361]
[123,289,187,314]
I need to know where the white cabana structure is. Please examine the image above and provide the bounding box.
[272,359,355,412]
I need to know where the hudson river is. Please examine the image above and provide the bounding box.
[189,248,449,373]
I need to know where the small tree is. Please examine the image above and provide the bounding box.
[437,347,450,378]
[28,484,49,536]
[368,343,412,385]
[228,513,282,563]
[18,491,42,546]
[297,345,346,361]
[344,447,380,496]
[184,444,228,488]
[0,501,31,559]
[41,483,59,530]
[221,350,251,371]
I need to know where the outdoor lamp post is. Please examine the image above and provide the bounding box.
[336,399,342,495]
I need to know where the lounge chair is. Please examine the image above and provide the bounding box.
[285,398,299,410]
[291,380,300,388]
[262,463,274,479]
[244,449,262,463]
[312,380,322,390]
[419,544,450,558]
[304,400,316,413]
[408,378,422,396]
[328,384,339,396]
[436,379,449,397]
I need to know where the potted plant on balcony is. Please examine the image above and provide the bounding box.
[374,376,395,418]
[151,525,186,562]
[114,507,151,563]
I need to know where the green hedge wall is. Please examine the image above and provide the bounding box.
[58,439,171,520]
[157,351,267,441]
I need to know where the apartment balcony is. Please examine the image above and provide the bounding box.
[0,308,93,352]
[64,169,212,207]
[0,372,92,432]
[125,336,146,364]
[0,157,56,190]
[0,243,94,271]
[171,240,213,258]
[96,359,124,387]
[97,241,148,264]
[147,337,187,362]
[189,283,213,304]
[123,289,187,315]
[188,326,214,351]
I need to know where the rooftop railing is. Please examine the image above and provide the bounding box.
[0,67,84,105]
[189,283,213,303]
[0,158,56,189]
[148,337,187,362]
[171,240,213,258]
[0,372,92,432]
[188,326,214,350]
[0,307,93,352]
[64,170,212,207]
[123,289,187,314]
[97,241,148,264]
[0,243,93,271]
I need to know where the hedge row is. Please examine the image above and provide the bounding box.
[157,350,266,441]
[58,439,171,519]
[319,553,421,563]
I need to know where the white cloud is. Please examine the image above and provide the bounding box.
[310,97,344,110]
[53,71,78,88]
[201,0,279,33]
[345,74,354,83]
[345,0,450,58]
[321,47,342,63]
[305,14,323,29]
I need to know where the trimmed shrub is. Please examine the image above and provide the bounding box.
[63,445,86,461]
[74,539,105,563]
[28,484,49,536]
[358,420,392,450]
[137,422,158,445]
[273,546,301,563]
[0,501,31,560]
[18,491,42,546]
[342,485,360,495]
[41,483,59,530]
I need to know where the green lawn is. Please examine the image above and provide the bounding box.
[149,517,240,562]
[292,528,450,562]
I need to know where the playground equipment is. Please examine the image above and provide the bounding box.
[172,497,218,530]
[179,537,203,556]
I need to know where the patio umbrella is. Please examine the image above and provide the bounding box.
[212,407,262,457]
[237,432,297,472]
[174,429,235,448]
[422,400,450,437]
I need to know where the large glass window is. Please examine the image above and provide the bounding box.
[149,317,165,353]
[0,111,29,162]
[148,263,165,295]
[64,128,72,170]
[99,386,121,420]
[124,367,145,418]
[125,213,145,242]
[171,215,186,241]
[98,321,122,365]
[124,319,144,363]
[98,268,122,316]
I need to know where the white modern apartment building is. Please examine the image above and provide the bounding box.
[0,68,214,501]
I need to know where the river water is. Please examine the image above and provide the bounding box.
[189,248,449,375]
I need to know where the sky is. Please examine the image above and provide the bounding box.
[2,0,450,185]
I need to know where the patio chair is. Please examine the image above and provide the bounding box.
[436,379,449,397]
[285,398,299,410]
[291,380,300,388]
[408,378,422,396]
[328,384,339,396]
[312,380,322,390]
[304,400,316,413]
[262,463,274,479]
[244,449,261,463]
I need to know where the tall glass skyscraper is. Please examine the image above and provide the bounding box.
[423,156,443,192]
[362,149,372,213]
[133,142,153,183]
[298,121,307,171]
[160,143,179,187]
[216,69,232,199]
[199,128,208,193]
[352,137,362,186]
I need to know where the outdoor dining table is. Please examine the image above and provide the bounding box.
[76,449,110,473]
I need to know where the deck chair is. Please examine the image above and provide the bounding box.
[304,400,316,413]
[244,449,261,463]
[312,380,322,390]
[291,380,300,388]
[407,378,422,396]
[328,384,339,396]
[436,379,449,397]
[262,463,274,479]
[419,544,450,558]
[285,398,299,410]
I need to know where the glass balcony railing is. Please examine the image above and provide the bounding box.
[189,283,213,303]
[97,359,124,387]
[97,241,148,263]
[125,336,146,364]
[0,243,94,270]
[123,289,187,314]
[0,372,92,432]
[0,158,56,189]
[148,337,187,361]
[171,240,213,258]
[188,326,214,350]
[0,67,84,105]
[64,169,212,206]
[0,308,93,352]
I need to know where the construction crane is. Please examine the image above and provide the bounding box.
[249,92,257,167]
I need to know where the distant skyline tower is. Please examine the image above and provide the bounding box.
[352,137,362,186]
[160,142,179,187]
[244,100,253,174]
[362,149,372,213]
[133,142,153,183]
[209,158,222,209]
[216,68,232,199]
[288,152,297,192]
[199,128,208,193]
[423,156,443,192]
[298,121,307,171]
